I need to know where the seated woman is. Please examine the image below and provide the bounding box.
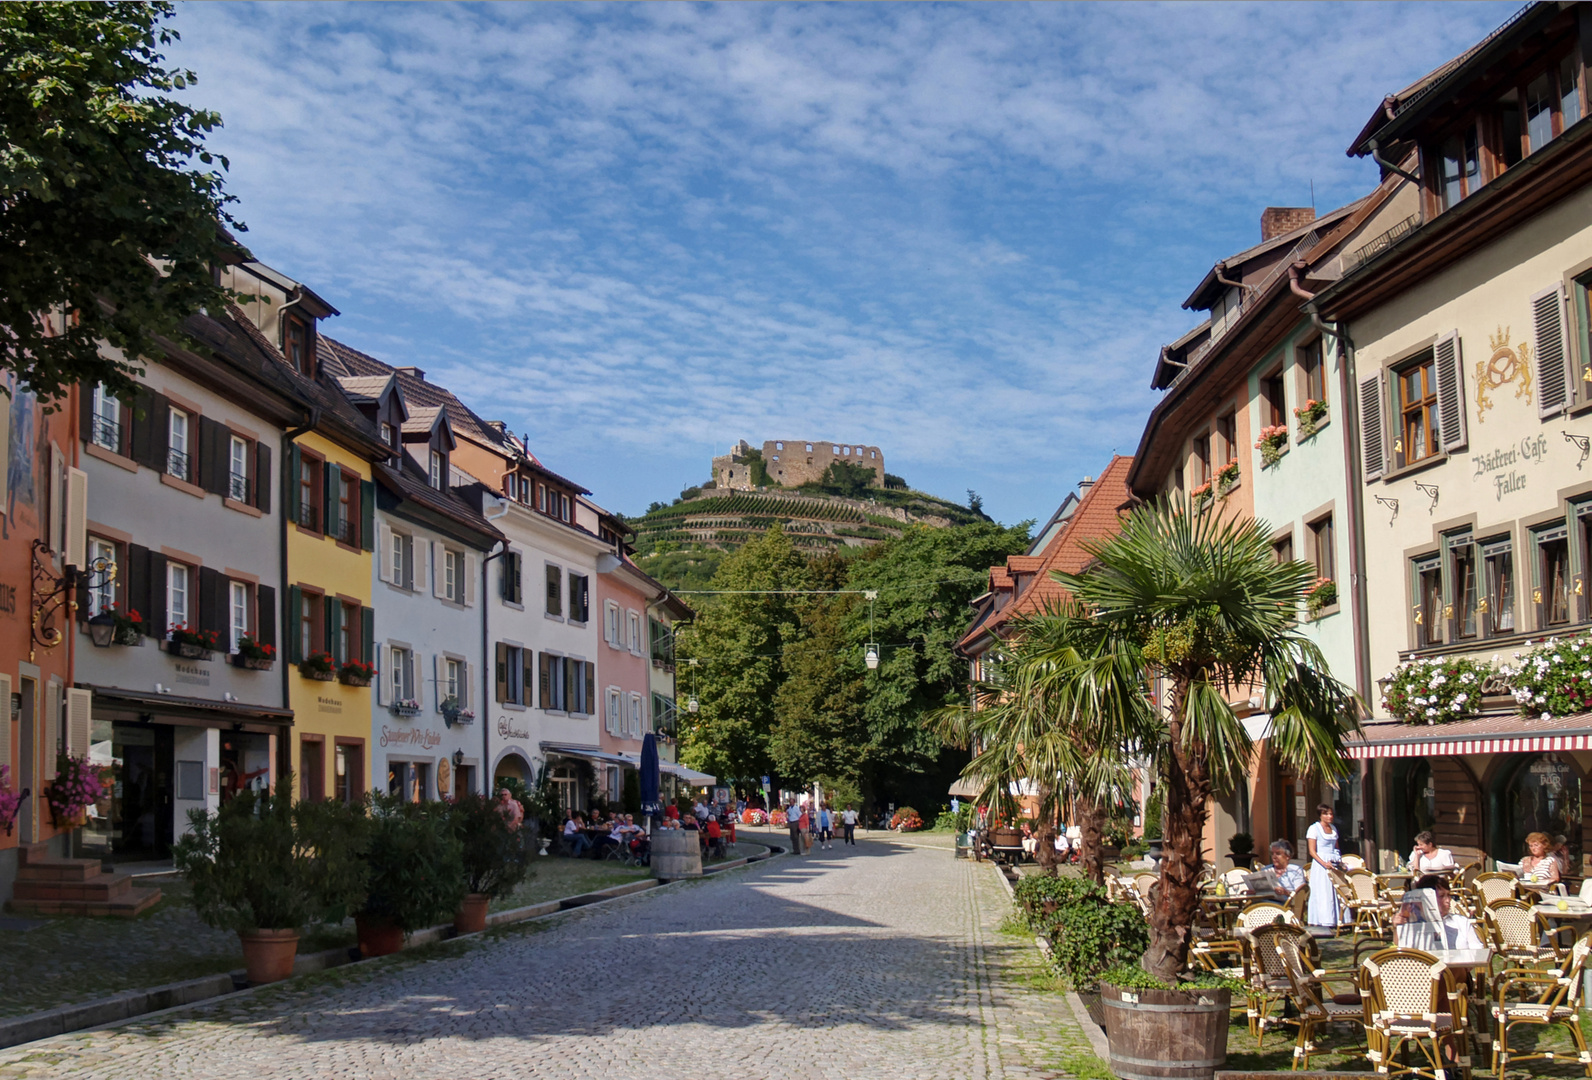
[563,813,592,858]
[1408,830,1456,875]
[1520,831,1563,889]
[1393,874,1485,950]
[1267,839,1306,901]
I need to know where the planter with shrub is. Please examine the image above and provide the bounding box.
[173,785,368,984]
[1099,966,1239,1080]
[448,792,532,933]
[232,633,276,670]
[1227,832,1255,870]
[299,650,337,681]
[338,659,375,687]
[167,624,220,659]
[889,806,923,831]
[356,795,466,956]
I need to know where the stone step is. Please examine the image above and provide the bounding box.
[13,871,133,902]
[7,885,161,919]
[15,858,105,883]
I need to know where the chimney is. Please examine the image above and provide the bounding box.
[395,366,426,381]
[1260,207,1315,242]
[1078,475,1094,495]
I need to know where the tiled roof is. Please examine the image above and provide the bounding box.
[336,375,392,404]
[402,406,443,435]
[375,453,505,548]
[958,455,1134,649]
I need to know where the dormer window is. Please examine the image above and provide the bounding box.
[284,315,313,376]
[381,422,394,447]
[429,449,445,490]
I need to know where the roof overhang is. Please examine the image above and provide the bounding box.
[80,684,294,728]
[1346,713,1592,759]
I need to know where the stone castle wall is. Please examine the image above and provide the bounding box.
[711,438,885,491]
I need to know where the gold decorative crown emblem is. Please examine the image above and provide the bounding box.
[1490,326,1512,352]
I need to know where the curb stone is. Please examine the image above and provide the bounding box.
[0,852,773,1053]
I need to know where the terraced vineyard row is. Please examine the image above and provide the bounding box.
[636,494,868,524]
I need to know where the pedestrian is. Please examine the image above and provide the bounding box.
[818,804,833,849]
[497,788,523,831]
[787,801,804,855]
[798,804,813,853]
[841,804,858,845]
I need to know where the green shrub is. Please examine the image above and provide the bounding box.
[1012,873,1096,934]
[1050,885,1150,991]
[448,792,531,900]
[1099,963,1243,994]
[173,783,368,933]
[359,795,467,932]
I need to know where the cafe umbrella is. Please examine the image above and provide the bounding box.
[639,732,661,832]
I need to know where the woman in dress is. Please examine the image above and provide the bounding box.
[1520,831,1563,889]
[1305,803,1341,928]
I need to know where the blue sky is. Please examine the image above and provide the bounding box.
[170,1,1517,526]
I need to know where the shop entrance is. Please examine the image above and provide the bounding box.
[110,724,174,861]
[1494,753,1583,875]
[218,732,271,803]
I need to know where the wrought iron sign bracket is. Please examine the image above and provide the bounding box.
[1373,495,1399,524]
[1413,481,1439,514]
[30,541,115,662]
[1564,430,1590,470]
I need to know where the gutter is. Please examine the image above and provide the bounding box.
[1367,137,1420,185]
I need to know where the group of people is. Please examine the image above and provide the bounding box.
[559,810,649,860]
[1018,822,1076,862]
[784,801,858,854]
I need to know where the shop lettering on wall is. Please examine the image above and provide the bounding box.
[381,725,442,750]
[317,695,342,714]
[173,662,209,687]
[497,716,530,741]
[1472,434,1548,501]
[0,582,15,617]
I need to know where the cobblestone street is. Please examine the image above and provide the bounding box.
[0,834,1090,1080]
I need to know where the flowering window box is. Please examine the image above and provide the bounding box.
[232,653,275,671]
[299,651,337,681]
[338,660,375,687]
[232,634,276,671]
[1305,577,1337,618]
[1214,462,1240,495]
[1255,425,1289,467]
[166,624,220,661]
[390,698,421,718]
[1294,398,1328,438]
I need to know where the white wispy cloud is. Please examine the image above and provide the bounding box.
[170,0,1516,520]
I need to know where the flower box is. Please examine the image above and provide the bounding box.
[113,629,144,647]
[303,668,336,682]
[1294,398,1328,438]
[340,673,372,688]
[1305,577,1337,617]
[167,624,222,658]
[389,702,421,718]
[1255,425,1289,467]
[171,642,215,660]
[337,660,376,687]
[299,651,337,681]
[232,654,275,671]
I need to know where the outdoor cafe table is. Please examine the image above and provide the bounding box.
[1197,896,1249,934]
[1376,871,1412,899]
[1532,900,1592,1000]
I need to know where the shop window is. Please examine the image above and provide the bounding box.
[1535,524,1571,629]
[1413,554,1442,647]
[1396,354,1439,465]
[1482,537,1515,635]
[1497,754,1582,879]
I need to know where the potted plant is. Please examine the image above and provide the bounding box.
[1294,397,1328,438]
[106,603,144,645]
[167,623,220,659]
[355,795,466,957]
[299,650,336,681]
[44,753,105,829]
[1049,500,1359,1076]
[338,659,375,687]
[389,696,421,718]
[439,695,475,726]
[1189,480,1213,506]
[0,765,25,836]
[1305,576,1338,617]
[448,792,531,933]
[1214,461,1239,495]
[1227,832,1255,870]
[173,784,368,985]
[1255,424,1289,466]
[232,633,276,670]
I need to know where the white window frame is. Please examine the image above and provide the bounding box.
[444,549,459,602]
[604,600,621,647]
[429,450,444,490]
[166,562,190,633]
[627,610,642,655]
[88,537,116,616]
[445,657,462,702]
[230,580,249,653]
[390,530,410,590]
[91,385,120,451]
[168,408,190,479]
[607,687,622,735]
[391,646,414,702]
[228,435,250,502]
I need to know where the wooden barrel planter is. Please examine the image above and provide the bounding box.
[651,828,702,881]
[1100,983,1230,1080]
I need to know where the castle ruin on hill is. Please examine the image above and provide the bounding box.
[712,438,885,491]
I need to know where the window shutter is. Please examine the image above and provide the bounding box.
[287,586,303,663]
[376,645,389,706]
[539,652,551,709]
[47,445,62,557]
[198,567,226,640]
[0,673,10,774]
[125,543,150,633]
[130,387,168,472]
[323,595,338,660]
[513,554,523,604]
[65,467,86,570]
[585,661,595,716]
[44,682,60,776]
[287,444,301,522]
[495,642,509,703]
[431,543,446,599]
[1359,373,1386,482]
[257,585,276,649]
[520,651,533,709]
[377,522,393,583]
[1534,283,1572,418]
[413,538,429,593]
[147,551,168,636]
[65,688,91,758]
[360,480,375,551]
[361,607,374,665]
[78,386,95,445]
[198,417,225,495]
[322,464,337,538]
[1432,330,1467,452]
[465,553,478,607]
[255,442,272,513]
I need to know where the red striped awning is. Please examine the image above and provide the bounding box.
[1345,712,1592,759]
[1347,733,1592,759]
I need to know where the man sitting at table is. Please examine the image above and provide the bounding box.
[563,813,592,858]
[1267,839,1306,900]
[1392,875,1484,950]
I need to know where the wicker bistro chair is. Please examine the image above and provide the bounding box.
[1490,929,1592,1077]
[1286,882,1311,926]
[1361,947,1471,1080]
[1349,869,1396,933]
[1342,854,1367,872]
[1237,923,1311,1046]
[1331,869,1391,942]
[1484,899,1560,969]
[1235,901,1294,931]
[1133,871,1159,900]
[1273,926,1367,1069]
[1473,872,1518,907]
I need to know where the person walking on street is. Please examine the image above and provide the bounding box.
[787,801,804,855]
[841,805,858,845]
[818,804,833,849]
[798,804,813,854]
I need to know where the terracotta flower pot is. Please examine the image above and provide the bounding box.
[355,913,405,957]
[238,928,300,984]
[454,892,490,934]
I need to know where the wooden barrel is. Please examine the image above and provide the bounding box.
[990,827,1023,847]
[1100,983,1230,1080]
[651,829,703,881]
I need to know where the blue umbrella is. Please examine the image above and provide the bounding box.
[639,732,661,822]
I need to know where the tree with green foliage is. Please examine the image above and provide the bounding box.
[1,2,243,403]
[812,460,874,498]
[676,525,810,784]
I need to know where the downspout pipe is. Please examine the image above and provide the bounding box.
[279,407,320,790]
[1214,263,1247,294]
[1367,137,1419,185]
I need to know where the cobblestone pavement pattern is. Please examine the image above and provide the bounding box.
[0,833,1087,1079]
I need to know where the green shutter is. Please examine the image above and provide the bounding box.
[361,606,374,665]
[323,464,337,537]
[287,586,303,663]
[323,594,338,659]
[360,480,375,551]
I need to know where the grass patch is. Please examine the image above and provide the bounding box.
[488,857,651,912]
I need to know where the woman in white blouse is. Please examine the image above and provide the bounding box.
[1408,831,1456,874]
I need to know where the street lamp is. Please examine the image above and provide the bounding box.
[87,611,117,648]
[863,589,879,671]
[864,646,879,670]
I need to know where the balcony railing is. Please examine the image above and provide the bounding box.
[296,503,318,531]
[336,517,355,545]
[228,471,249,502]
[166,448,190,481]
[90,415,121,452]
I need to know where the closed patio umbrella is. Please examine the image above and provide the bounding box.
[640,733,661,829]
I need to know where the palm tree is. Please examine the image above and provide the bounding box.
[1053,499,1361,983]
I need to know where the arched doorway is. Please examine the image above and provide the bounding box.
[1390,758,1438,858]
[1492,753,1582,872]
[493,752,531,791]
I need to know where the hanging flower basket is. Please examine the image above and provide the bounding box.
[1255,425,1289,467]
[1294,398,1328,438]
[43,754,106,831]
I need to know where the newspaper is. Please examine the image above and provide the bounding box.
[1241,869,1280,896]
[1392,888,1448,950]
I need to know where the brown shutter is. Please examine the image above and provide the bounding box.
[495,642,508,703]
[1359,373,1386,482]
[257,585,276,649]
[198,566,226,640]
[147,550,167,636]
[539,652,551,709]
[323,594,337,659]
[1433,331,1466,453]
[198,417,227,495]
[1534,284,1572,418]
[585,661,595,716]
[130,387,168,472]
[255,442,272,513]
[522,649,535,708]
